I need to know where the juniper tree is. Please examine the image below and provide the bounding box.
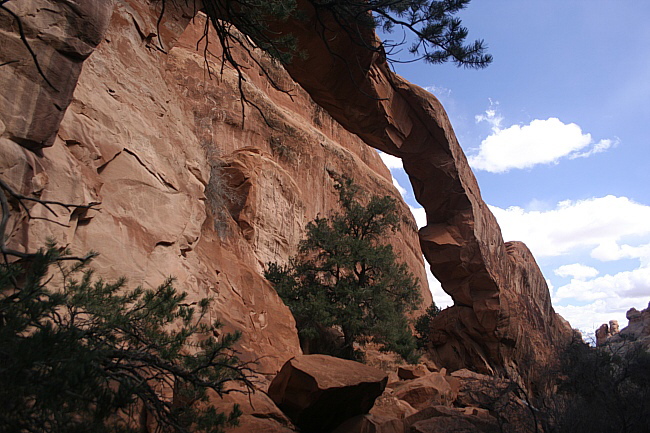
[414,303,441,349]
[0,246,252,433]
[196,0,492,69]
[265,176,422,362]
[0,180,251,433]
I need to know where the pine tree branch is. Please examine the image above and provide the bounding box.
[0,1,58,90]
[0,177,99,262]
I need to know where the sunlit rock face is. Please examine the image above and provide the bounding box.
[0,0,429,377]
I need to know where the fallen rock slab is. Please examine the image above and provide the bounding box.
[268,355,388,433]
[393,372,456,410]
[397,364,430,380]
[405,405,498,433]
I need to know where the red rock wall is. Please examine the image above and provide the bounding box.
[1,0,572,386]
[0,0,430,375]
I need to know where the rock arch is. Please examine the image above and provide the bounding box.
[0,0,571,376]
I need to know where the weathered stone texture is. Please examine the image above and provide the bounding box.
[268,355,388,433]
[0,0,113,148]
[392,372,456,410]
[0,0,429,378]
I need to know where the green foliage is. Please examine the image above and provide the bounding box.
[198,0,491,69]
[265,176,422,362]
[414,303,441,349]
[0,244,249,433]
[547,337,650,433]
[316,0,492,67]
[201,0,299,65]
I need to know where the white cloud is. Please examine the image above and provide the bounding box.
[376,151,408,198]
[554,300,640,343]
[392,177,407,197]
[474,99,503,131]
[378,151,403,170]
[490,195,650,258]
[554,266,650,302]
[409,205,427,229]
[490,195,650,339]
[555,263,599,280]
[569,138,616,159]
[423,85,452,99]
[591,242,650,266]
[425,264,454,309]
[469,105,616,172]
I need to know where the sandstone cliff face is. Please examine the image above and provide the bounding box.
[1,0,572,393]
[0,0,113,149]
[0,0,429,376]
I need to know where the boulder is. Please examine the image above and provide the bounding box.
[268,355,388,433]
[397,364,429,380]
[333,414,404,433]
[392,372,456,410]
[404,406,498,433]
[418,356,441,373]
[370,390,417,420]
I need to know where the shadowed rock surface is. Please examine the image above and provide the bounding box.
[268,355,388,433]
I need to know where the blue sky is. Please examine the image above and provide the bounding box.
[379,1,650,339]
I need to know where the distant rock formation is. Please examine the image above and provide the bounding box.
[623,304,650,340]
[595,319,620,346]
[596,301,650,347]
